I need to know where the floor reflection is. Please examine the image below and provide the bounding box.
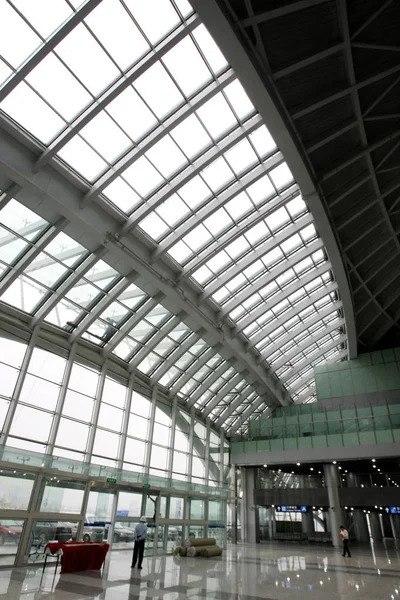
[1,542,400,599]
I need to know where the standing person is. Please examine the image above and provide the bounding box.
[339,525,351,557]
[131,516,147,570]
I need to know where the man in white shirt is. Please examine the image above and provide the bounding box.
[131,516,148,570]
[339,525,351,557]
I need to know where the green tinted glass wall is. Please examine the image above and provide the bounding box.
[314,348,400,400]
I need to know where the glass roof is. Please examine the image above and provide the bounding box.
[0,0,347,432]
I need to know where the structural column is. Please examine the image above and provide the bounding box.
[353,510,370,543]
[323,464,345,548]
[242,467,257,543]
[368,512,383,541]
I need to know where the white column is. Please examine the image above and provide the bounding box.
[323,464,345,548]
[242,467,257,543]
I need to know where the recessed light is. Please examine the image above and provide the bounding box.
[310,467,314,471]
[339,466,342,470]
[372,459,375,462]
[332,461,337,464]
[296,462,301,466]
[263,464,267,467]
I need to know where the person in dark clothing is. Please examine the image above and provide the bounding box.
[340,525,351,557]
[131,516,147,570]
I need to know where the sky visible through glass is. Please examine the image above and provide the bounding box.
[0,0,347,433]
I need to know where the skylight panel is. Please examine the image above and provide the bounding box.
[168,240,191,263]
[192,24,228,75]
[45,232,87,267]
[129,321,154,342]
[26,253,68,287]
[85,0,149,70]
[145,135,187,178]
[85,260,118,289]
[57,136,108,181]
[123,156,164,197]
[65,281,101,308]
[224,79,255,121]
[1,275,46,313]
[191,265,212,285]
[137,352,162,375]
[0,232,27,264]
[177,176,211,210]
[118,284,146,310]
[206,249,231,273]
[246,174,275,205]
[163,36,212,97]
[183,224,212,252]
[107,86,157,142]
[45,298,82,328]
[1,83,65,144]
[0,59,12,86]
[113,337,137,361]
[261,246,283,268]
[0,200,48,241]
[56,24,120,95]
[224,139,258,175]
[249,125,277,157]
[0,1,41,67]
[139,212,169,241]
[245,221,269,246]
[12,0,73,39]
[300,223,317,243]
[225,191,253,221]
[156,194,190,226]
[287,195,307,218]
[196,93,237,140]
[201,157,233,192]
[103,177,141,214]
[265,207,290,233]
[281,233,302,256]
[226,273,246,293]
[269,162,294,190]
[212,287,229,304]
[146,305,170,326]
[80,111,131,163]
[125,0,180,45]
[134,62,184,120]
[170,114,212,159]
[226,236,250,260]
[26,53,92,121]
[203,208,232,236]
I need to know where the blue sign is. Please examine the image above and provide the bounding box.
[276,505,308,513]
[390,507,400,514]
[116,510,129,517]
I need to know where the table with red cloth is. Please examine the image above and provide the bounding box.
[44,541,110,574]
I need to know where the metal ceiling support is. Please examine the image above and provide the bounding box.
[282,336,347,385]
[350,0,392,41]
[152,152,286,262]
[292,65,400,120]
[200,212,314,301]
[351,43,400,52]
[168,344,223,397]
[102,293,165,355]
[306,120,358,154]
[82,69,237,205]
[31,247,108,327]
[320,130,400,182]
[180,183,298,279]
[228,396,266,433]
[363,74,400,118]
[376,139,400,171]
[118,114,263,233]
[0,217,68,292]
[339,0,400,272]
[256,301,343,360]
[273,43,345,79]
[215,387,255,427]
[272,319,345,372]
[69,272,139,342]
[203,372,250,418]
[329,175,372,209]
[0,182,21,210]
[187,358,237,409]
[128,313,186,371]
[369,300,400,347]
[241,0,328,27]
[236,263,334,333]
[35,14,201,171]
[150,328,206,384]
[220,238,325,315]
[0,0,103,103]
[190,0,356,359]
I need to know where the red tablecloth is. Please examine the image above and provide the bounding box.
[45,541,110,574]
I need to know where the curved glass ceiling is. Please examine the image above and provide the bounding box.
[0,0,347,433]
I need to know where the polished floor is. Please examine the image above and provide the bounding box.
[1,542,400,599]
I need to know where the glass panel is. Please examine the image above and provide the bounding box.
[30,520,75,551]
[117,492,143,518]
[37,477,85,513]
[0,520,25,566]
[0,470,35,510]
[189,498,205,520]
[169,497,184,520]
[112,520,137,549]
[166,524,182,554]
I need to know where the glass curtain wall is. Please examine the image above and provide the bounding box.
[0,332,227,490]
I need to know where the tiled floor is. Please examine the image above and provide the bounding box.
[1,542,400,599]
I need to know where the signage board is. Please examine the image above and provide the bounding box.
[143,483,151,489]
[107,477,117,484]
[276,505,308,513]
[389,507,400,514]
